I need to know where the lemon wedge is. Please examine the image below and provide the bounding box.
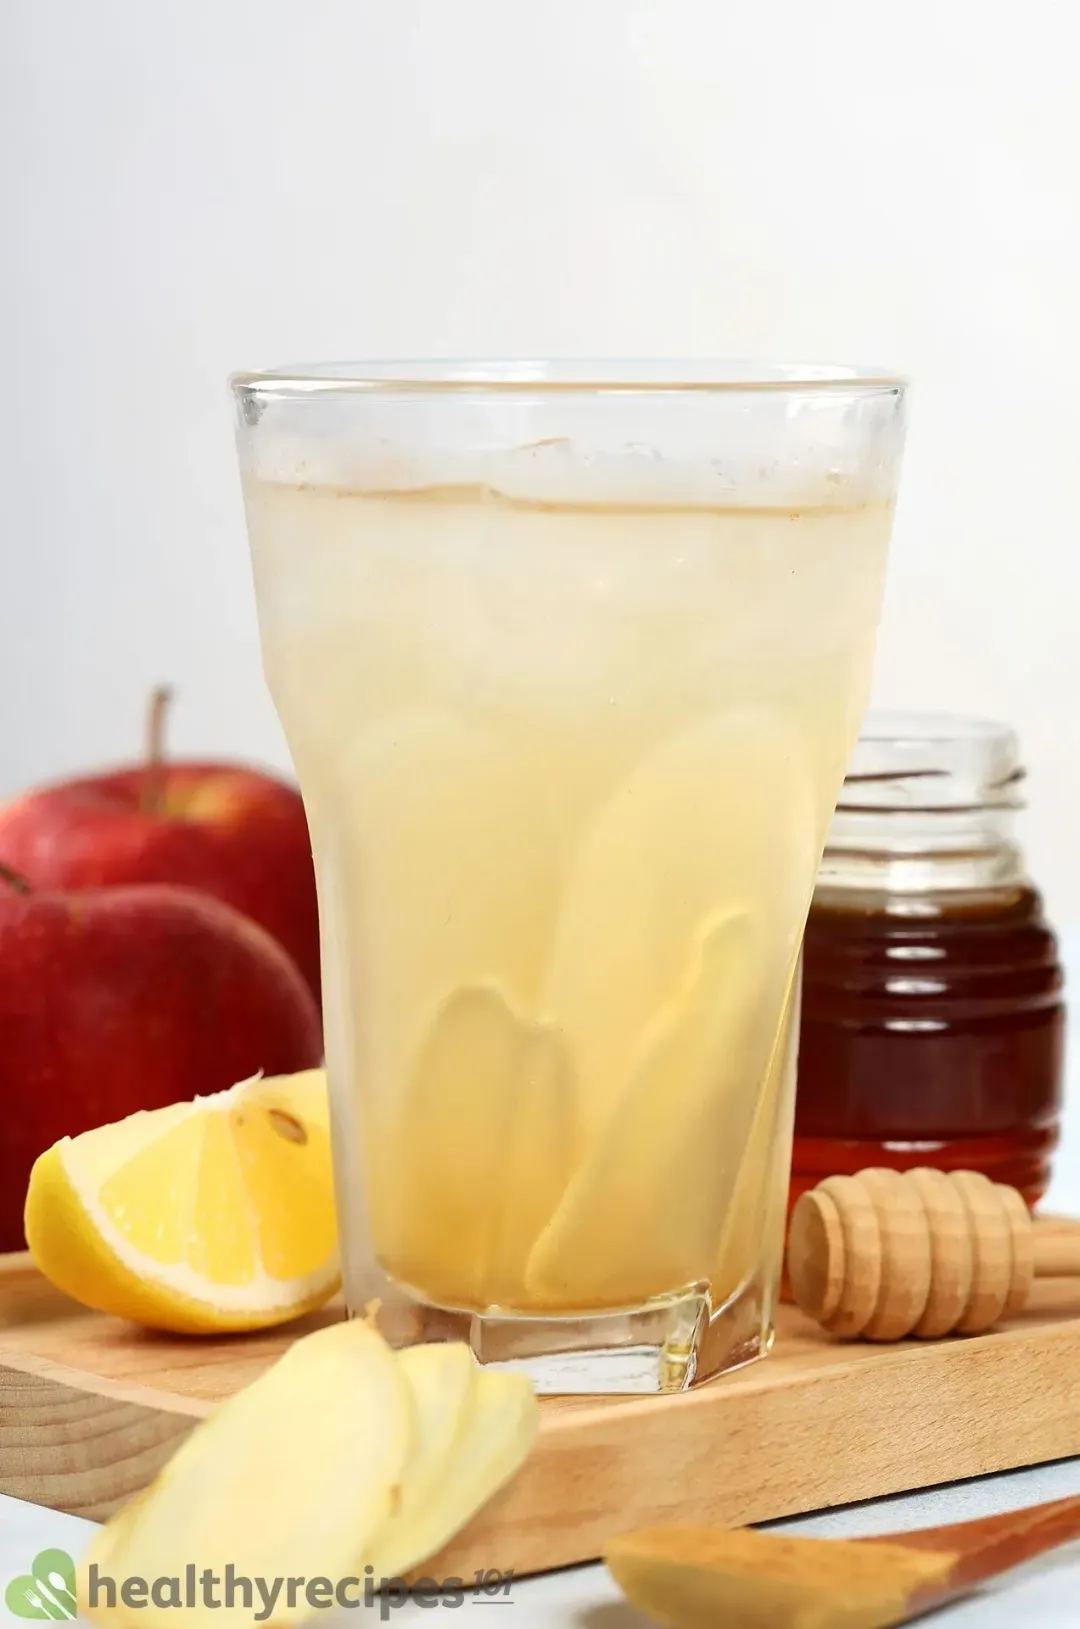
[24,1069,339,1333]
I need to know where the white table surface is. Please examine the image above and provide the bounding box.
[4,929,1079,1626]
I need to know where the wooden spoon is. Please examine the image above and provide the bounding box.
[606,1494,1080,1628]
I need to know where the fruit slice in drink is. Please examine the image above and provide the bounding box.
[332,709,563,1113]
[527,712,819,1310]
[526,909,764,1308]
[541,709,817,1147]
[376,983,578,1309]
[711,962,802,1308]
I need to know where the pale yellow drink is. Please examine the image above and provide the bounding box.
[242,476,892,1317]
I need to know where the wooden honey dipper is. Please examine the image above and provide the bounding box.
[786,1167,1080,1340]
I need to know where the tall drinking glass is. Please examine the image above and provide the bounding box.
[232,362,907,1393]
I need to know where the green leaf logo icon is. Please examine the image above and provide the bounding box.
[5,1550,77,1619]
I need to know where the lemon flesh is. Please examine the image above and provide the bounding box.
[25,1069,339,1333]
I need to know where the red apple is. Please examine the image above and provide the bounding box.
[0,867,322,1251]
[0,689,321,1006]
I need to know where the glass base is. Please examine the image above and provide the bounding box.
[349,1272,774,1395]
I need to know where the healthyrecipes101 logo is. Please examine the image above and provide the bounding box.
[5,1552,516,1621]
[5,1550,78,1620]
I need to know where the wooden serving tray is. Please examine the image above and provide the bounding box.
[3,1229,1080,1579]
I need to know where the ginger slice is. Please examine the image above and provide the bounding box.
[377,984,525,1306]
[82,1336,538,1628]
[367,1367,539,1583]
[363,1343,479,1579]
[483,1018,579,1305]
[711,958,803,1305]
[379,986,576,1309]
[526,910,772,1308]
[543,708,817,1149]
[78,1319,413,1629]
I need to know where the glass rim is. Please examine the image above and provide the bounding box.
[230,358,908,398]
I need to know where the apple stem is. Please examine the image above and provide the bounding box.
[141,684,173,816]
[0,861,32,894]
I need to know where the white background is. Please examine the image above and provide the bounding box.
[4,0,1079,912]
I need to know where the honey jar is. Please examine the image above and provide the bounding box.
[793,713,1065,1208]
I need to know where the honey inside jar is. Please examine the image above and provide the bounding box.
[793,714,1065,1209]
